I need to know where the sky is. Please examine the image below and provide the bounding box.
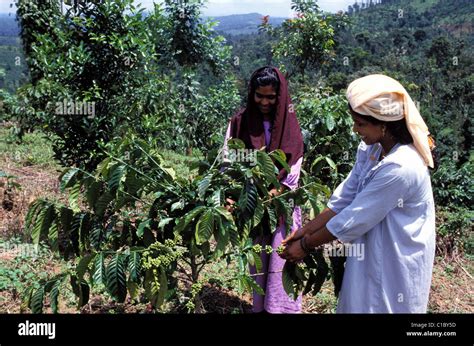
[0,0,357,17]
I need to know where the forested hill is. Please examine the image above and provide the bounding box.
[0,14,23,92]
[327,0,473,164]
[1,12,286,37]
[330,0,473,81]
[346,0,473,43]
[207,13,287,35]
[226,0,472,167]
[0,13,20,36]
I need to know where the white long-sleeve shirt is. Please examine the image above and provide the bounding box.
[326,142,436,313]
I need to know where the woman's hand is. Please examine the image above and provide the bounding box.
[281,228,304,246]
[280,239,307,262]
[268,188,280,198]
[225,198,235,212]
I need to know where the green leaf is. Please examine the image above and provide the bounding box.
[228,138,245,150]
[92,252,106,286]
[247,250,255,266]
[78,213,91,252]
[228,225,240,247]
[238,180,258,221]
[198,173,212,199]
[108,164,126,192]
[95,190,114,217]
[59,206,74,233]
[257,151,278,184]
[307,250,329,296]
[106,254,127,302]
[174,206,206,234]
[252,199,264,227]
[266,207,278,233]
[246,276,265,296]
[210,188,221,207]
[137,219,151,238]
[237,276,249,293]
[325,114,336,131]
[252,250,263,273]
[128,252,141,283]
[96,157,111,177]
[25,199,46,233]
[307,182,331,198]
[70,275,90,308]
[60,168,79,192]
[156,268,168,308]
[269,149,290,173]
[158,217,173,230]
[171,199,185,211]
[237,255,246,272]
[85,181,102,208]
[325,157,337,171]
[76,254,94,282]
[144,269,160,308]
[273,197,292,234]
[48,219,59,252]
[329,254,346,297]
[282,262,297,300]
[69,181,82,212]
[22,286,34,313]
[124,172,143,196]
[127,280,140,301]
[49,279,61,314]
[310,155,325,173]
[145,268,167,309]
[215,206,233,222]
[30,286,44,313]
[214,217,229,256]
[32,203,55,246]
[90,223,104,250]
[200,241,211,257]
[195,209,214,245]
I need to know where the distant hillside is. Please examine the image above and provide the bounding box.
[206,13,287,36]
[0,13,23,92]
[333,0,473,81]
[0,13,20,37]
[0,11,286,37]
[346,0,473,39]
[323,0,473,162]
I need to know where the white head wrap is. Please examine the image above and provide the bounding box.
[347,74,434,168]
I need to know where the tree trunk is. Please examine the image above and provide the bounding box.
[190,256,204,313]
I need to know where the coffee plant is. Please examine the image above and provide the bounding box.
[22,137,335,313]
[295,89,359,190]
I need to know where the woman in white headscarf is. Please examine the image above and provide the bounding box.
[280,74,436,313]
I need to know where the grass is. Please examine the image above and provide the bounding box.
[0,125,61,171]
[160,148,202,180]
[0,237,76,313]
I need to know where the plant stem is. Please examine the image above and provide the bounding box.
[190,255,204,313]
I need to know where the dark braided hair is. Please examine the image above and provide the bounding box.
[250,67,280,92]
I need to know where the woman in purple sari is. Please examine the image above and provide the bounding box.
[222,66,304,313]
